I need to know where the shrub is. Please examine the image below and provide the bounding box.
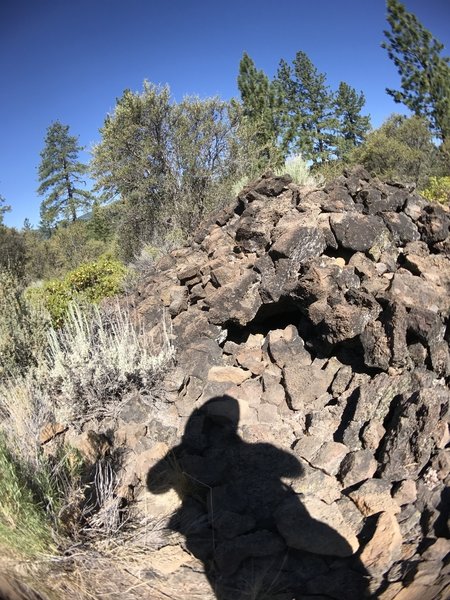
[44,302,173,420]
[0,436,56,558]
[31,255,127,327]
[347,114,437,187]
[0,226,27,279]
[276,155,324,187]
[0,271,49,379]
[421,176,450,204]
[0,429,85,560]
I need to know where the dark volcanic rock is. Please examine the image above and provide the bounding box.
[121,169,450,600]
[330,213,390,251]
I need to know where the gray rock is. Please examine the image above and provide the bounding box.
[348,479,400,517]
[378,387,449,481]
[254,173,292,196]
[270,226,327,263]
[275,494,359,557]
[382,211,420,244]
[418,204,450,244]
[330,213,389,252]
[283,362,334,411]
[215,530,286,575]
[319,187,358,213]
[339,449,377,487]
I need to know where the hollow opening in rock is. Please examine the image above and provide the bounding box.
[224,299,379,373]
[323,245,354,263]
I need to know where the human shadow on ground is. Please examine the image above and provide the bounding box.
[147,396,372,600]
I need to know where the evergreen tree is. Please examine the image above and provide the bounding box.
[37,121,92,229]
[383,0,450,141]
[92,82,249,259]
[274,59,301,156]
[293,51,337,164]
[22,218,32,231]
[348,114,437,187]
[237,53,281,168]
[275,51,337,165]
[334,82,371,159]
[0,193,11,225]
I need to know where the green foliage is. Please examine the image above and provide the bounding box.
[0,437,56,557]
[237,53,282,170]
[22,218,114,282]
[32,256,127,327]
[38,121,93,228]
[422,176,450,204]
[334,82,371,159]
[383,0,450,141]
[0,225,27,279]
[348,114,437,187]
[275,51,338,164]
[0,193,11,225]
[0,271,49,379]
[92,83,252,260]
[240,51,370,168]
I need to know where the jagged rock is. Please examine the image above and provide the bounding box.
[348,478,401,516]
[123,168,450,599]
[330,213,389,251]
[392,480,417,506]
[267,325,311,368]
[378,386,449,481]
[283,360,335,411]
[67,430,110,465]
[205,269,262,326]
[275,494,359,557]
[270,224,327,262]
[289,462,342,504]
[319,186,358,213]
[253,173,292,197]
[339,449,377,487]
[359,511,403,577]
[340,373,412,451]
[357,186,406,214]
[235,201,274,254]
[215,530,285,575]
[309,441,349,477]
[418,203,450,244]
[207,365,251,385]
[382,211,420,243]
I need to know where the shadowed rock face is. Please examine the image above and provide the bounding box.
[123,167,450,599]
[147,396,370,599]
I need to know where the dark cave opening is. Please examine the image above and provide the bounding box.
[223,297,380,374]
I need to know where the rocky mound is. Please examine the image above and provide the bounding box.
[80,167,450,599]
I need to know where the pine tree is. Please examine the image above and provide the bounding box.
[289,51,337,164]
[334,82,371,159]
[383,0,450,141]
[237,53,281,168]
[37,121,92,228]
[0,193,11,225]
[274,59,301,156]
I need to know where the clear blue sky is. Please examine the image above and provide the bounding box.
[1,0,449,228]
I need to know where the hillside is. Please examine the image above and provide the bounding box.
[2,166,450,600]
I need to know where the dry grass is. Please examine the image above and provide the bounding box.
[44,302,174,421]
[276,154,324,187]
[0,283,175,596]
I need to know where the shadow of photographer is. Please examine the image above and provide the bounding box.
[147,396,371,599]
